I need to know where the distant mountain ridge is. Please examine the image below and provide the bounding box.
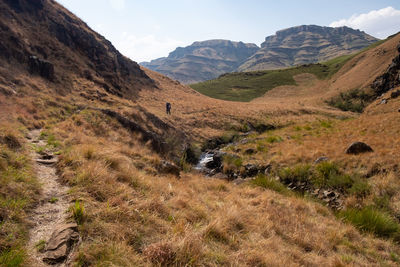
[238,25,379,71]
[141,40,259,84]
[141,25,379,84]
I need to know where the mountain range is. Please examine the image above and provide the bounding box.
[141,25,378,83]
[141,40,259,84]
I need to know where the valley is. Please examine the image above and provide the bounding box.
[0,0,400,266]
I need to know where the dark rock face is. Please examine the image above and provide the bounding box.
[141,40,259,84]
[239,25,379,71]
[43,223,79,264]
[345,142,374,154]
[372,44,400,95]
[28,56,54,80]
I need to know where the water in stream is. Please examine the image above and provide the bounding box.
[193,152,214,172]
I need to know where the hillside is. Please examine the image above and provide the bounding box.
[1,1,400,266]
[140,40,259,84]
[238,25,379,71]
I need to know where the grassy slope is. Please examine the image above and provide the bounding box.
[190,40,385,102]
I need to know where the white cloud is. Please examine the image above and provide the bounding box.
[109,0,125,11]
[114,33,186,62]
[330,6,400,39]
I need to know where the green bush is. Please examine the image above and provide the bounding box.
[279,164,312,183]
[339,207,400,239]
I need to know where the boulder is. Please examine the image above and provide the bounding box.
[43,223,79,264]
[28,55,54,81]
[158,161,180,177]
[241,164,259,178]
[390,90,400,99]
[345,142,374,155]
[263,164,272,175]
[205,151,225,169]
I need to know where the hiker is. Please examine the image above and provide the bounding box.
[166,102,171,115]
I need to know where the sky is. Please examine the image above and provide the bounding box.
[56,0,400,62]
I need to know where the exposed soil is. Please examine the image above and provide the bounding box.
[26,129,74,266]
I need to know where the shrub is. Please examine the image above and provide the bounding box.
[279,164,312,183]
[339,207,400,239]
[326,88,374,113]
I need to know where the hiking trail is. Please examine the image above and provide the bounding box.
[27,129,79,266]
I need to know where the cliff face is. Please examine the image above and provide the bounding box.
[238,25,379,71]
[0,0,155,98]
[141,40,259,84]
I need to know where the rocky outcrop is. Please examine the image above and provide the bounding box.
[372,43,400,95]
[239,25,378,71]
[43,223,79,264]
[141,40,259,84]
[28,55,54,80]
[345,142,374,154]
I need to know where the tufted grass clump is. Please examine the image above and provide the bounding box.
[339,207,400,240]
[72,200,85,225]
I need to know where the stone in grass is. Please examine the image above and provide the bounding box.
[345,142,373,155]
[43,223,79,264]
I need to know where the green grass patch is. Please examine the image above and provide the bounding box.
[251,174,291,195]
[339,207,400,239]
[0,248,25,267]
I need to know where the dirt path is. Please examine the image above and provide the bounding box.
[27,129,76,266]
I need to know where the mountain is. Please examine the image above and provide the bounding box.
[0,0,155,99]
[238,25,379,71]
[140,40,259,84]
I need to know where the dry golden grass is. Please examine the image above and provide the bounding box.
[45,109,400,266]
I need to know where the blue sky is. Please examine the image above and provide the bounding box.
[56,0,400,62]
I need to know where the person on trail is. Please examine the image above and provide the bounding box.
[166,102,171,115]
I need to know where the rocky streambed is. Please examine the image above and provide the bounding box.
[193,135,344,210]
